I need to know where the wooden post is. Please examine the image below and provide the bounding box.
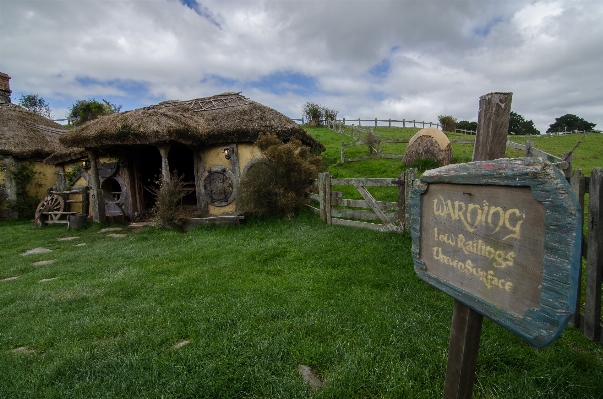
[525,140,534,157]
[375,118,378,128]
[397,172,405,230]
[158,145,171,183]
[318,172,332,224]
[584,167,602,342]
[413,120,416,128]
[562,152,573,180]
[473,93,512,161]
[403,119,406,128]
[389,118,391,128]
[443,92,512,399]
[87,150,106,223]
[194,149,208,216]
[358,118,361,126]
[404,168,417,232]
[569,169,585,328]
[341,141,345,164]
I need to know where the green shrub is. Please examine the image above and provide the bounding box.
[365,132,381,155]
[410,158,440,172]
[239,134,322,219]
[3,162,41,219]
[148,172,194,228]
[438,115,457,133]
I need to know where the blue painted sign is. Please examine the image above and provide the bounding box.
[410,158,582,348]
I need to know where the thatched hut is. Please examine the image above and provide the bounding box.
[0,75,73,218]
[403,127,452,167]
[58,92,324,223]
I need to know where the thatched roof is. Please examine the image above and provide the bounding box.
[0,103,72,159]
[59,92,325,152]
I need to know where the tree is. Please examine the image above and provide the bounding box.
[508,111,540,135]
[302,102,338,126]
[18,94,52,118]
[68,99,122,125]
[438,115,457,132]
[457,120,477,132]
[546,114,596,134]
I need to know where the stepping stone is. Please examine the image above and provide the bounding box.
[107,233,127,238]
[171,340,190,350]
[99,227,123,233]
[39,277,59,283]
[57,236,79,241]
[1,276,19,282]
[298,364,323,389]
[76,243,87,247]
[21,247,52,256]
[32,260,55,266]
[11,346,35,354]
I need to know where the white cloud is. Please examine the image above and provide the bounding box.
[1,0,601,133]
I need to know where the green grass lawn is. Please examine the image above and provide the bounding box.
[1,215,603,398]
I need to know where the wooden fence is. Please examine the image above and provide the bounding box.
[307,169,417,233]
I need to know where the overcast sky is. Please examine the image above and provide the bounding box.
[1,0,602,133]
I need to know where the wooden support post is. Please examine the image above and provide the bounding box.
[87,150,106,223]
[81,186,89,217]
[375,118,378,128]
[584,167,602,342]
[403,119,406,128]
[318,172,332,224]
[443,92,512,399]
[569,168,585,328]
[341,141,345,164]
[158,145,171,183]
[194,149,208,216]
[443,301,484,399]
[358,118,361,126]
[413,120,416,128]
[389,118,391,128]
[473,92,513,161]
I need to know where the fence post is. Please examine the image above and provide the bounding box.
[422,121,425,128]
[389,118,391,128]
[569,168,585,329]
[341,140,345,164]
[358,118,361,126]
[403,119,406,128]
[430,122,432,127]
[375,118,378,128]
[562,152,573,180]
[397,172,405,230]
[413,120,416,128]
[351,125,355,139]
[525,140,534,157]
[404,168,417,231]
[585,167,602,342]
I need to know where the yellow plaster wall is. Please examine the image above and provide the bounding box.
[28,162,56,200]
[203,143,263,216]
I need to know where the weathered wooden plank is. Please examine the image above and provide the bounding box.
[331,217,389,232]
[331,208,398,222]
[569,168,585,328]
[338,198,398,211]
[584,167,602,342]
[306,204,320,216]
[308,193,320,203]
[396,173,405,232]
[325,173,332,225]
[331,178,395,187]
[353,183,399,232]
[318,173,328,223]
[404,169,417,232]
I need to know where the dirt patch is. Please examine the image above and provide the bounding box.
[107,233,127,238]
[1,276,19,282]
[76,243,87,247]
[171,340,191,350]
[32,260,55,266]
[298,364,324,389]
[21,247,52,256]
[57,237,79,241]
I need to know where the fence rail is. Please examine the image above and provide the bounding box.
[308,170,417,233]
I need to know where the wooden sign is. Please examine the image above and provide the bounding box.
[410,158,582,348]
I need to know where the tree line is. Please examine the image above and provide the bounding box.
[17,94,121,126]
[439,112,597,135]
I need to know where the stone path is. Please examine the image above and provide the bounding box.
[108,233,127,238]
[32,260,55,266]
[171,340,190,350]
[39,277,59,283]
[1,276,19,282]
[298,364,324,389]
[57,237,79,241]
[21,248,52,256]
[99,227,123,233]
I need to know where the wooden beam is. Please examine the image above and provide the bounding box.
[87,150,106,223]
[569,168,585,329]
[584,167,602,342]
[353,183,398,232]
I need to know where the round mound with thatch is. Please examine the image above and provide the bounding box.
[0,103,69,159]
[403,127,452,166]
[59,93,325,153]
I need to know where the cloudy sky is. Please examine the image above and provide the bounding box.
[1,0,602,133]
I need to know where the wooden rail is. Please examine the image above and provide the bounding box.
[308,170,417,233]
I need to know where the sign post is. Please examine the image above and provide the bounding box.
[409,93,582,398]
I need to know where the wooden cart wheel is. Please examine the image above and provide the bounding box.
[34,194,65,223]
